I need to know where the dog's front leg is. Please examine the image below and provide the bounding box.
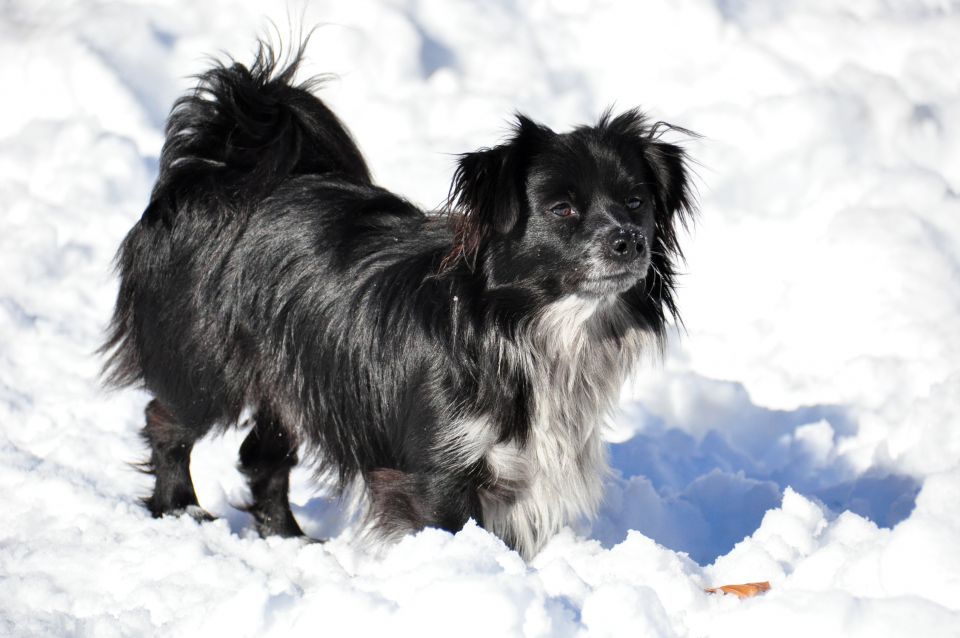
[367,468,483,540]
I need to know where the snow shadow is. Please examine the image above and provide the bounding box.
[595,382,920,565]
[401,11,458,79]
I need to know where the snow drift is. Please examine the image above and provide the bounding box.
[1,0,959,635]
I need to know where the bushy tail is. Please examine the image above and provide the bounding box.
[146,40,370,223]
[101,40,371,388]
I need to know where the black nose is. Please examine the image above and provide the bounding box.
[606,227,646,261]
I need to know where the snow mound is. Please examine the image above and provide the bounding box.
[2,0,959,635]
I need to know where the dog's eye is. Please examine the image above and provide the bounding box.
[626,196,643,210]
[549,203,577,218]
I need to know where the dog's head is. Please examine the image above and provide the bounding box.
[444,109,694,307]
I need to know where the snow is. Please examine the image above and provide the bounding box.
[2,0,959,635]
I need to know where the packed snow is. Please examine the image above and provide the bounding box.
[2,0,959,635]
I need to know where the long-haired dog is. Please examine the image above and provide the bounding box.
[102,42,695,559]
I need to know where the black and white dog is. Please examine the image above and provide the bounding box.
[103,42,695,559]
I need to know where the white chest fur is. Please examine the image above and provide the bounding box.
[476,295,645,558]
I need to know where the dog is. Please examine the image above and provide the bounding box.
[102,42,695,559]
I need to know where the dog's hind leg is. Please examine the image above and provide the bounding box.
[140,398,214,521]
[238,409,307,539]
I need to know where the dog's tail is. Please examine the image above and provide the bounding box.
[146,40,370,222]
[101,41,371,388]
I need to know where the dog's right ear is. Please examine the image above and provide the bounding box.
[443,116,548,270]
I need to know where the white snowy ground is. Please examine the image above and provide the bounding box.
[2,0,959,635]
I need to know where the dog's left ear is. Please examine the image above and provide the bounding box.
[643,138,693,221]
[444,116,549,270]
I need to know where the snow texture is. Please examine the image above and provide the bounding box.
[2,0,959,635]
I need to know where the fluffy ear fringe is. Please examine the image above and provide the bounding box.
[440,116,548,272]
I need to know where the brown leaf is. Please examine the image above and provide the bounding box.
[705,581,771,598]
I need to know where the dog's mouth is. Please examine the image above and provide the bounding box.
[580,261,650,296]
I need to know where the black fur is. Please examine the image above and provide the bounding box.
[103,41,695,557]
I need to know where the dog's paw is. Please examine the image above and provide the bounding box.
[168,505,216,523]
[300,535,327,545]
